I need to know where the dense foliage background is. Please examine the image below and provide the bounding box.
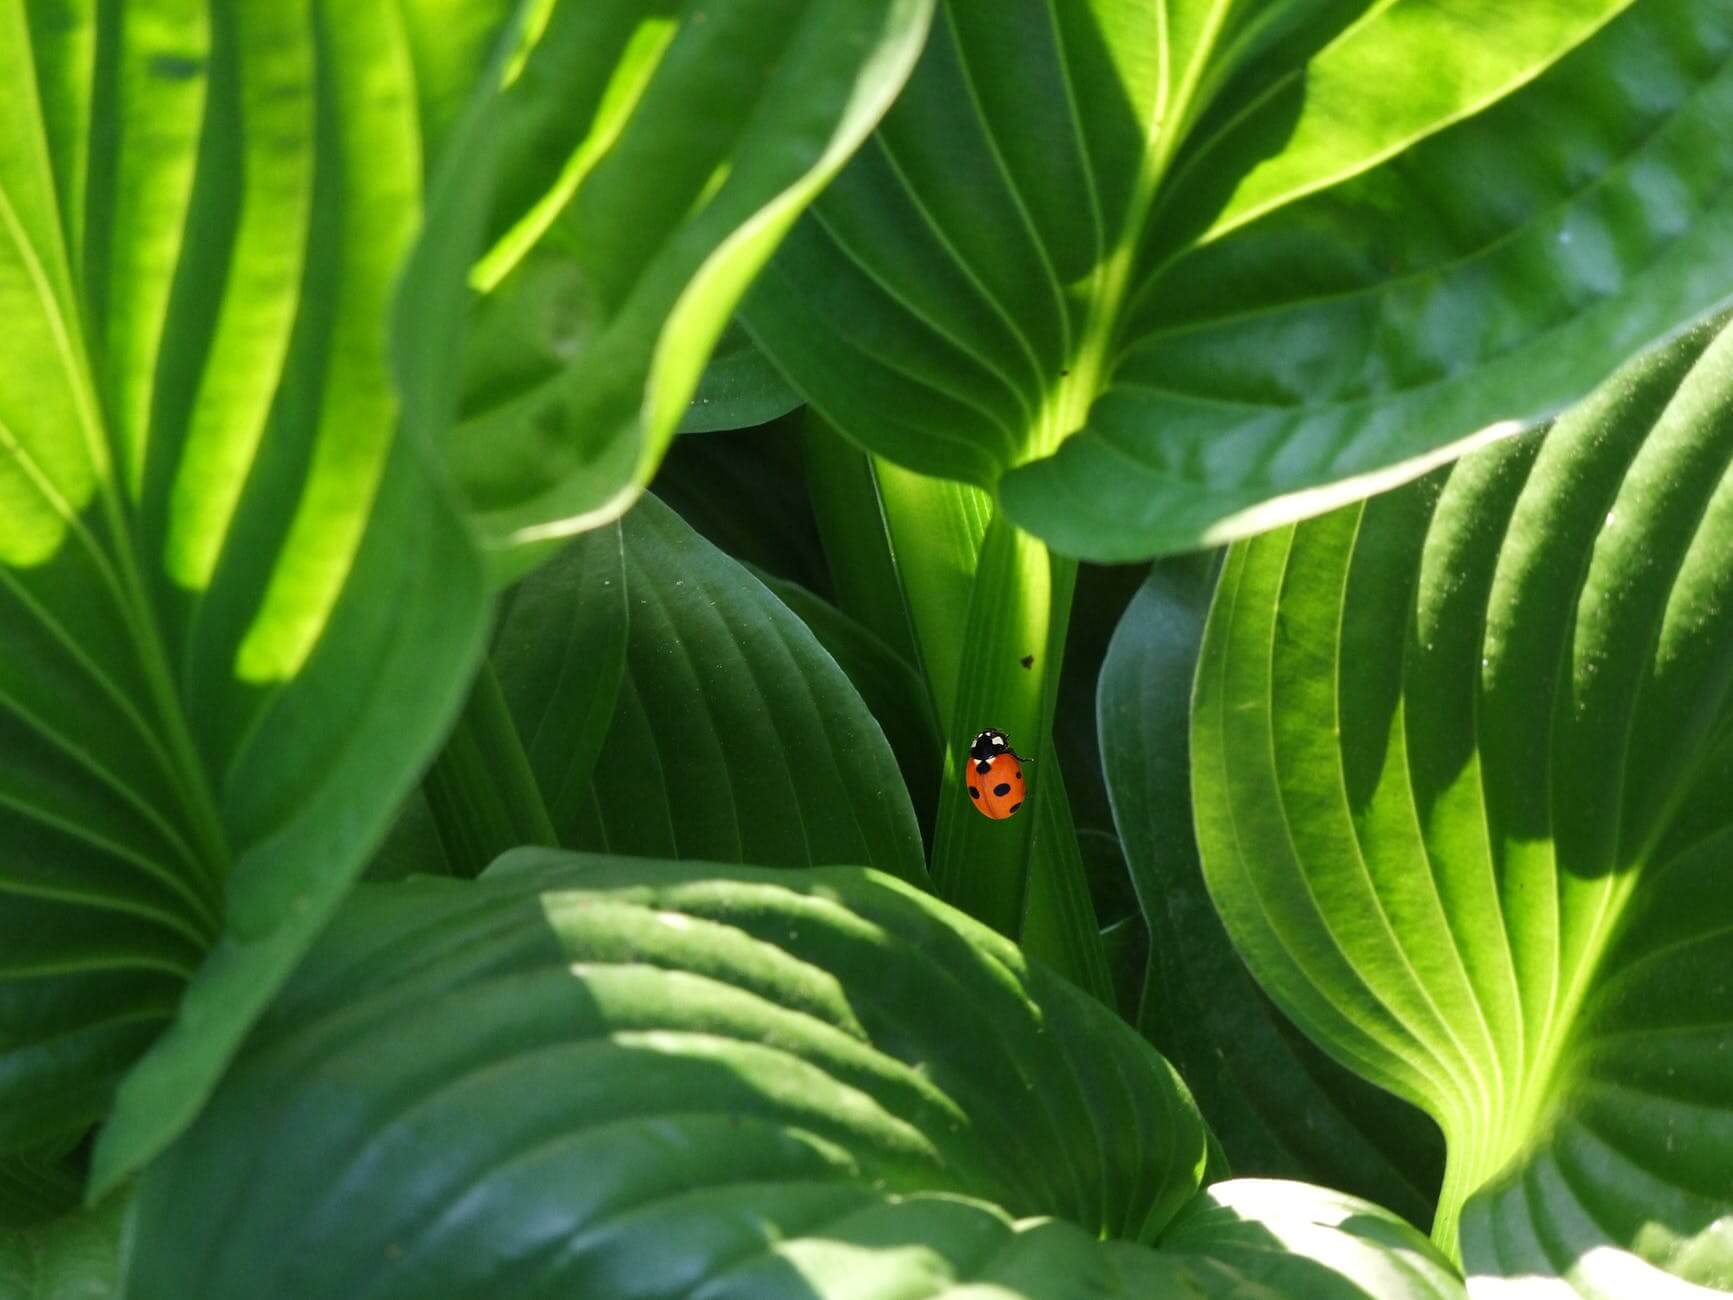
[1,1,1729,1296]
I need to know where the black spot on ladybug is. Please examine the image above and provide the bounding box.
[1014,769,1021,779]
[968,786,980,799]
[976,759,991,774]
[1019,655,1034,669]
[1010,801,1022,813]
[993,782,1011,797]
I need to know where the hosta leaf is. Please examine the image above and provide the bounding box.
[678,320,803,434]
[652,417,834,598]
[1194,318,1733,1287]
[1100,558,1444,1227]
[489,523,628,850]
[799,418,926,669]
[1161,1181,1464,1300]
[442,0,934,564]
[0,1193,127,1300]
[746,0,1733,560]
[752,570,944,845]
[126,852,1456,1298]
[0,3,491,1193]
[496,495,926,882]
[0,1140,80,1230]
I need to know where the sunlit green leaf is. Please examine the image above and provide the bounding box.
[1101,556,1444,1228]
[747,0,1733,559]
[1195,317,1733,1285]
[0,2,494,1194]
[442,0,935,567]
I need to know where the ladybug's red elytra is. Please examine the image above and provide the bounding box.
[965,728,1029,820]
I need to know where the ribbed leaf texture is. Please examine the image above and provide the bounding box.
[747,0,1733,560]
[0,0,495,1193]
[1195,317,1733,1289]
[126,853,1462,1298]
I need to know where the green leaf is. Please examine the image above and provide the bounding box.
[126,853,1457,1297]
[396,0,518,167]
[800,416,927,669]
[421,661,560,878]
[0,1192,128,1300]
[1101,556,1444,1229]
[497,495,927,882]
[678,319,803,434]
[489,522,629,843]
[0,1140,81,1230]
[442,0,935,566]
[746,0,1733,559]
[1193,317,1733,1285]
[798,425,1110,993]
[652,416,835,598]
[751,569,944,846]
[0,4,491,1194]
[1160,1180,1465,1299]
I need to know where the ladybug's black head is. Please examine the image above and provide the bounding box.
[970,729,1009,762]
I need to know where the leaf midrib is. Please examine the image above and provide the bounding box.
[1055,0,1235,459]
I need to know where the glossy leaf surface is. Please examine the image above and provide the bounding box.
[0,2,491,1192]
[747,0,1733,559]
[127,852,1458,1298]
[444,0,934,561]
[1194,319,1733,1285]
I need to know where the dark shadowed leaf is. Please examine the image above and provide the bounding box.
[678,320,804,434]
[496,497,927,882]
[752,570,944,848]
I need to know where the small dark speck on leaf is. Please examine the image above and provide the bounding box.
[150,52,204,80]
[1060,369,1070,376]
[1019,654,1034,669]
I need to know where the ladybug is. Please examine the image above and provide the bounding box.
[965,728,1029,820]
